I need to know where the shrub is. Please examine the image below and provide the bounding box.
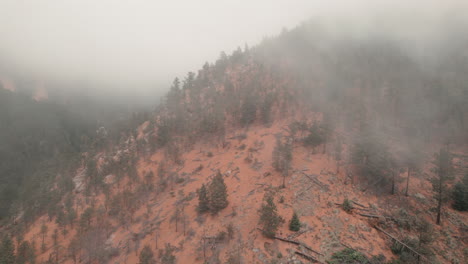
[139,245,155,264]
[279,196,285,203]
[342,199,353,213]
[327,248,370,264]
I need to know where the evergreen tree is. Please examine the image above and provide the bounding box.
[452,173,468,211]
[402,143,423,197]
[272,138,292,188]
[56,207,66,229]
[40,224,48,252]
[208,171,228,213]
[160,243,176,264]
[289,212,301,231]
[431,148,453,225]
[138,245,155,264]
[240,96,257,127]
[303,122,325,153]
[67,208,77,228]
[79,207,94,231]
[258,194,284,238]
[16,240,35,264]
[334,137,343,173]
[0,235,15,264]
[197,184,209,213]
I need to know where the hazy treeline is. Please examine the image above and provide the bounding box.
[0,86,150,225]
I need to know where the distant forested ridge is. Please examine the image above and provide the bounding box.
[0,87,149,224]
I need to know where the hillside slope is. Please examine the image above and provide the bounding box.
[19,118,467,263]
[2,20,467,264]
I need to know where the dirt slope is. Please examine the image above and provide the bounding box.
[21,116,467,264]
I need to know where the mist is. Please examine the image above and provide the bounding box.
[1,0,466,100]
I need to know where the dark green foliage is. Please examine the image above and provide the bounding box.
[226,223,235,240]
[0,88,95,222]
[156,122,171,148]
[240,96,257,126]
[326,248,370,264]
[416,219,434,246]
[0,235,15,264]
[40,224,48,251]
[159,244,176,264]
[200,112,225,137]
[139,245,155,264]
[16,240,35,264]
[351,131,394,191]
[289,212,301,231]
[390,237,420,263]
[86,158,102,190]
[260,94,275,125]
[334,137,343,173]
[197,184,210,213]
[259,194,284,238]
[431,148,453,225]
[55,207,66,228]
[342,198,353,213]
[303,122,325,151]
[79,207,94,231]
[67,208,77,227]
[452,173,468,211]
[208,172,228,213]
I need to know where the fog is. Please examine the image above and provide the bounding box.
[0,0,466,98]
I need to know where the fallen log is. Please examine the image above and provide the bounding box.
[357,213,383,218]
[340,242,354,250]
[357,213,394,220]
[374,225,427,261]
[300,244,324,256]
[334,203,371,211]
[301,172,327,191]
[294,251,322,263]
[351,200,367,208]
[256,228,323,256]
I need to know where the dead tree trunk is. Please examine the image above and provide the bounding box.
[405,167,411,196]
[374,225,426,262]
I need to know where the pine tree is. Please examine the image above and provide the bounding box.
[289,212,301,232]
[0,235,15,264]
[259,194,284,238]
[303,122,324,153]
[334,137,343,173]
[79,207,94,231]
[452,173,468,211]
[208,171,228,213]
[160,243,176,264]
[431,148,453,225]
[139,245,155,264]
[197,184,209,213]
[40,224,48,252]
[56,207,66,229]
[16,241,34,264]
[240,96,257,127]
[272,138,292,188]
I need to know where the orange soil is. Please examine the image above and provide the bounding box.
[23,119,467,264]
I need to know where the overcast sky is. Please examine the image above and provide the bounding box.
[0,0,466,94]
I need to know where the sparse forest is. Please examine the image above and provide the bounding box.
[1,9,467,264]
